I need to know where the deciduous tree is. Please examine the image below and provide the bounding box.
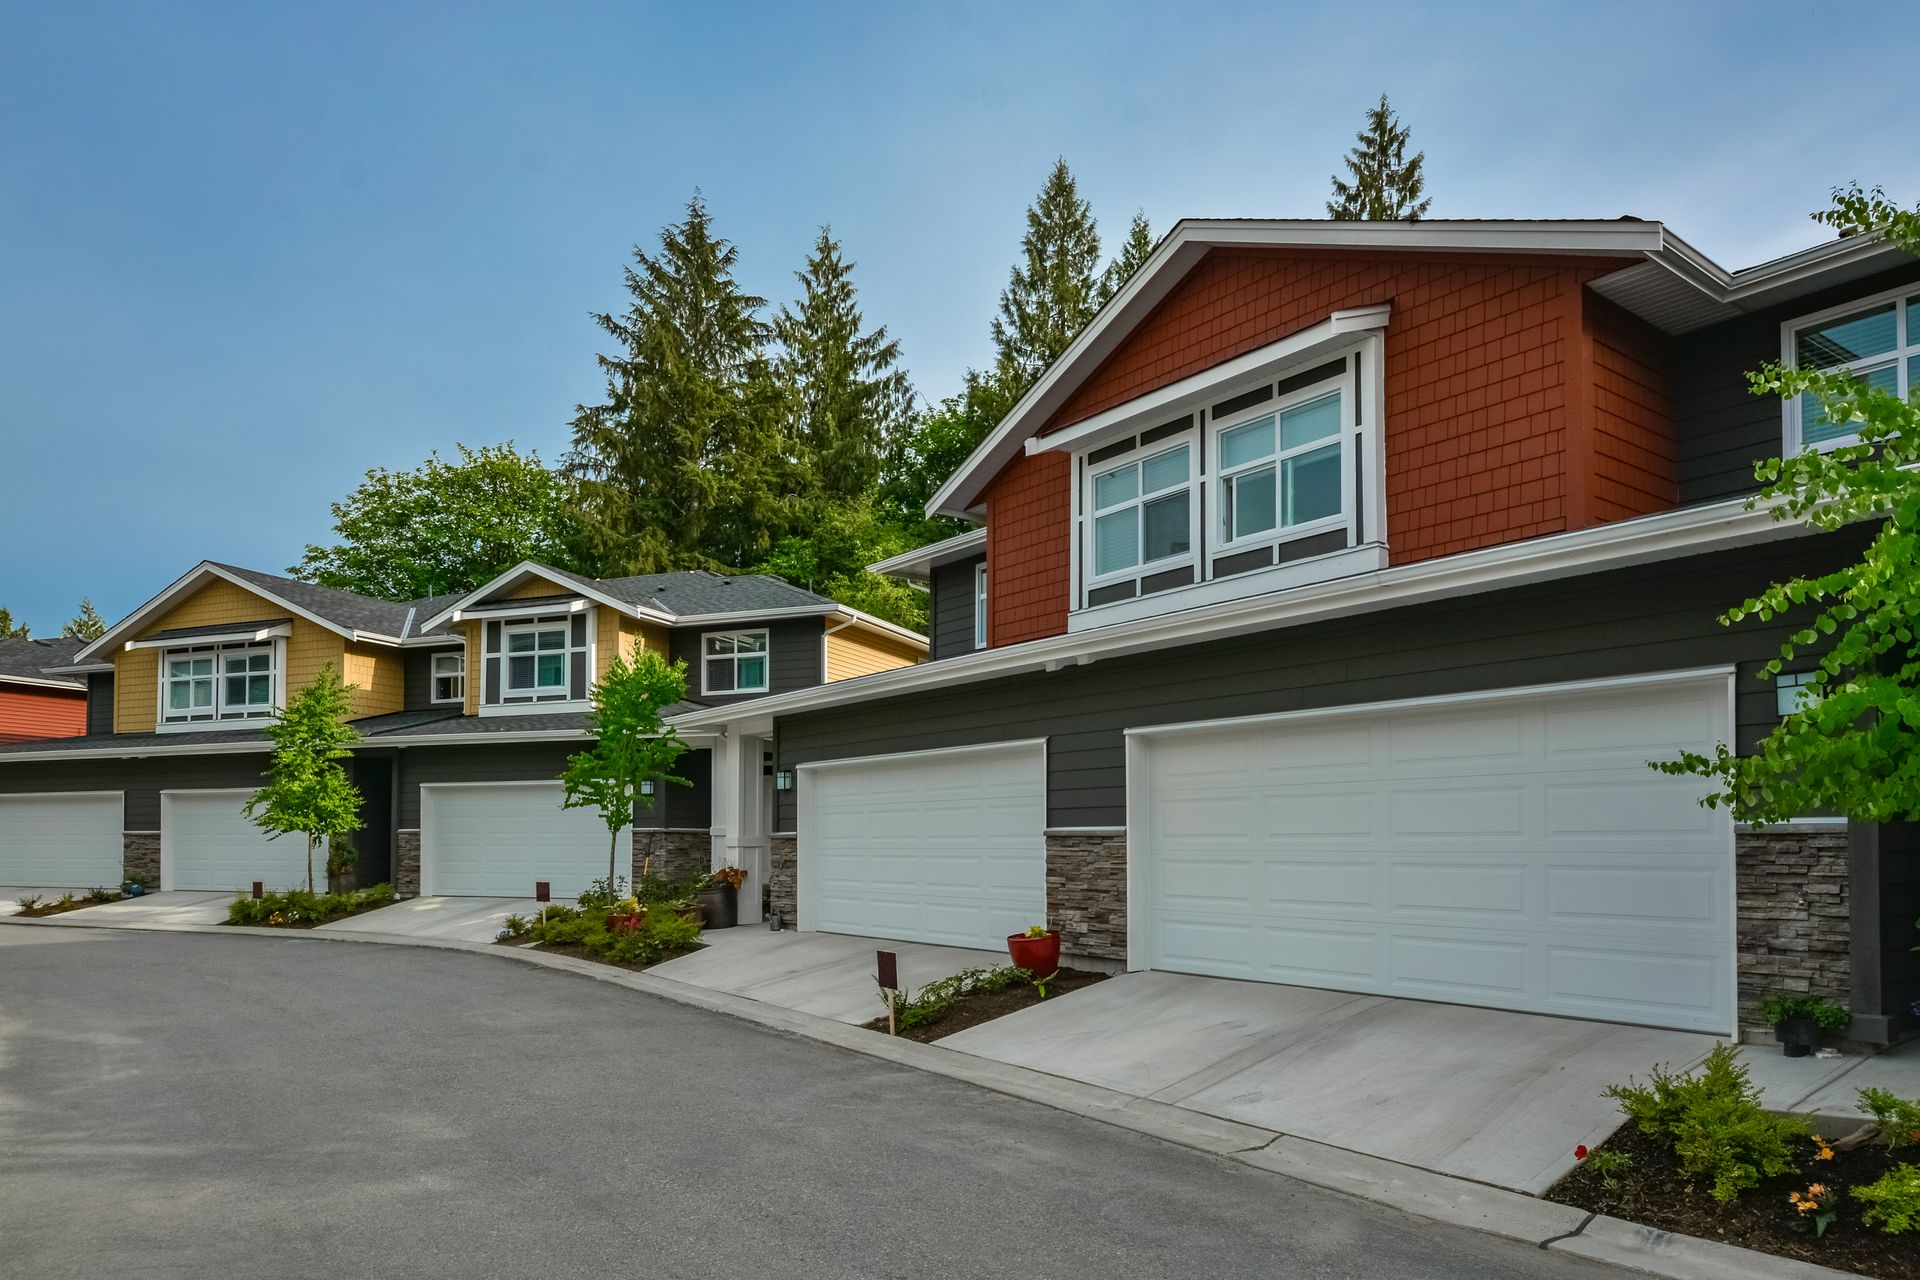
[245,664,362,893]
[561,652,692,895]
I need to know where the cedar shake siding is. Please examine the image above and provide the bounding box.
[929,555,986,659]
[773,528,1866,832]
[984,451,1071,647]
[973,248,1696,645]
[0,687,86,743]
[1673,260,1920,506]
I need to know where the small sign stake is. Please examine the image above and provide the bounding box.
[251,881,263,900]
[535,881,551,904]
[877,950,900,1036]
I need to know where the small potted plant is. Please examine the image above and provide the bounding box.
[1006,923,1060,977]
[1761,993,1851,1057]
[700,867,749,929]
[607,896,645,933]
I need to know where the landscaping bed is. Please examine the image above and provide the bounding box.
[1546,1045,1920,1280]
[494,874,709,971]
[226,884,396,928]
[865,966,1108,1042]
[13,888,125,917]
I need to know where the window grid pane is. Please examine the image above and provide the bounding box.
[1093,509,1139,575]
[1142,491,1190,562]
[1280,393,1342,451]
[1283,444,1342,526]
[1140,445,1188,494]
[1220,417,1275,470]
[1797,303,1898,366]
[736,656,767,689]
[1231,468,1277,540]
[1093,465,1138,510]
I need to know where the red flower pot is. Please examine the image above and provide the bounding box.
[1007,930,1061,977]
[608,912,643,934]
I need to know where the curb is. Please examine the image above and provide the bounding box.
[3,913,1856,1280]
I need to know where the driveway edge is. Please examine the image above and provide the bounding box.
[1,914,1855,1280]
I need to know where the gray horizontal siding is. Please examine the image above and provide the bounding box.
[403,645,462,711]
[395,741,588,828]
[1675,261,1920,505]
[774,530,1867,829]
[86,673,115,736]
[633,744,713,831]
[929,556,985,660]
[669,617,822,704]
[0,752,273,830]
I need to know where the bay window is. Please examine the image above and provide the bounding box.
[162,641,279,726]
[703,629,769,694]
[1784,287,1920,451]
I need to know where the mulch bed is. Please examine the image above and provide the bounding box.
[864,968,1110,1043]
[1548,1122,1920,1279]
[494,936,702,973]
[14,893,124,918]
[225,900,394,930]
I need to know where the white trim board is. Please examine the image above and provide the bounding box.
[794,737,1050,773]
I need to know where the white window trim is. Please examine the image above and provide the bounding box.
[701,628,771,696]
[1781,281,1917,455]
[499,616,582,702]
[1083,433,1200,588]
[155,637,287,733]
[1068,335,1382,617]
[973,562,988,650]
[1211,377,1350,555]
[430,651,466,705]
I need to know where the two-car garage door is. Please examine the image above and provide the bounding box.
[1131,674,1735,1033]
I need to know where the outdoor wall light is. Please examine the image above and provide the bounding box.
[774,769,795,792]
[639,778,656,798]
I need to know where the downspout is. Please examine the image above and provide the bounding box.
[821,613,856,685]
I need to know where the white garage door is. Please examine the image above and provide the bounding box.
[164,789,319,892]
[1133,673,1735,1033]
[799,741,1046,949]
[0,792,123,887]
[421,782,613,898]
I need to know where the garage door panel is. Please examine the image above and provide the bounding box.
[165,791,315,891]
[801,744,1044,950]
[0,794,123,886]
[1142,675,1735,1033]
[423,783,612,898]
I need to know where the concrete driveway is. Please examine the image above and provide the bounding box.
[1,928,1618,1280]
[939,970,1718,1195]
[317,894,564,943]
[648,927,1006,1024]
[12,890,235,927]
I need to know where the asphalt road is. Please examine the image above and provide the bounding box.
[0,928,1623,1280]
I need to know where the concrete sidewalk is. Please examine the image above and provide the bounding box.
[319,895,563,943]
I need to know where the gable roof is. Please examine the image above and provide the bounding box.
[926,217,1916,519]
[0,637,87,690]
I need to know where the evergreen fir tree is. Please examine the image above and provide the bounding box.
[1097,211,1156,305]
[1327,94,1431,221]
[989,159,1104,395]
[773,227,915,505]
[62,598,106,641]
[0,608,28,639]
[565,194,787,573]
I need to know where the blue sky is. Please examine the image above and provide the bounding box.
[2,0,1914,634]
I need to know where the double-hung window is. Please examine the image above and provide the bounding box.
[1216,389,1343,547]
[431,652,465,704]
[1785,288,1920,451]
[1089,442,1193,582]
[703,629,769,695]
[162,641,278,725]
[504,622,569,696]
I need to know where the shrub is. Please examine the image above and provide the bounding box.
[635,870,707,908]
[1854,1164,1920,1234]
[1759,994,1852,1033]
[576,876,627,910]
[227,883,395,928]
[515,900,702,966]
[1859,1087,1920,1150]
[883,965,1027,1032]
[1604,1043,1806,1203]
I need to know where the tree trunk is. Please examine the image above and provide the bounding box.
[608,828,619,901]
[306,834,316,894]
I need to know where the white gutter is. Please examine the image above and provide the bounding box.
[867,528,988,579]
[0,724,722,763]
[0,673,87,691]
[671,492,1813,732]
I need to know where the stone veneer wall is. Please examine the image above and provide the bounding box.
[122,831,160,891]
[1737,825,1850,1034]
[1046,831,1127,962]
[633,830,710,883]
[768,836,797,928]
[395,830,421,898]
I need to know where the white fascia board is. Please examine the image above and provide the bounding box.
[74,561,362,664]
[399,633,466,648]
[419,561,674,633]
[866,527,988,579]
[0,673,87,691]
[669,604,841,626]
[830,608,930,650]
[39,662,115,675]
[669,493,1811,733]
[1028,306,1391,457]
[450,597,591,624]
[125,622,294,650]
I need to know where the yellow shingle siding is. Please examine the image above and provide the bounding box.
[823,625,925,682]
[595,614,671,682]
[501,574,574,601]
[112,578,349,733]
[462,620,483,715]
[340,641,404,719]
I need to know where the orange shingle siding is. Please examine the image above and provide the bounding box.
[975,248,1680,643]
[0,686,86,742]
[984,451,1072,647]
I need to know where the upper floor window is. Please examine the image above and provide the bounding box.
[1088,440,1194,583]
[703,629,769,695]
[1784,286,1920,451]
[973,563,988,649]
[1217,389,1344,547]
[162,641,278,726]
[503,620,572,697]
[431,652,465,704]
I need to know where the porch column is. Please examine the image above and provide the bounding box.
[708,730,769,924]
